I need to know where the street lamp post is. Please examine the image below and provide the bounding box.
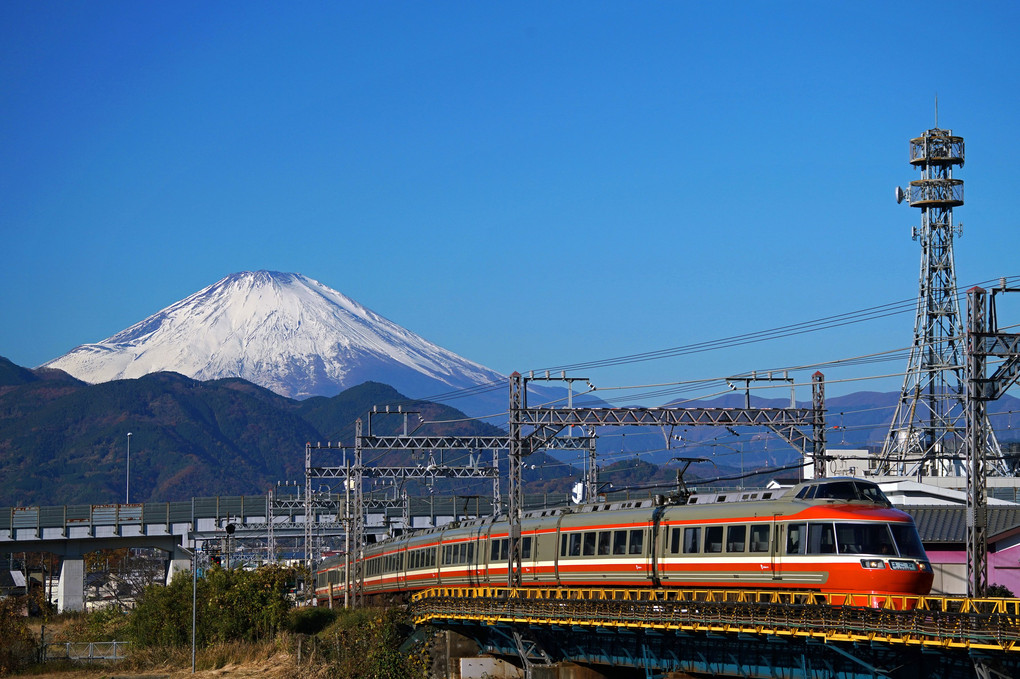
[126,432,132,504]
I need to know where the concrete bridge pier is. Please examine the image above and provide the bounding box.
[55,556,84,613]
[166,545,192,585]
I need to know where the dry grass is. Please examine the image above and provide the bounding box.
[13,637,311,679]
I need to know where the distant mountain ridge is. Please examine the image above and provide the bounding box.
[0,356,535,506]
[43,271,507,413]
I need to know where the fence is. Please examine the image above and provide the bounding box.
[44,641,130,662]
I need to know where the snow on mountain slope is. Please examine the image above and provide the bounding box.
[43,271,507,410]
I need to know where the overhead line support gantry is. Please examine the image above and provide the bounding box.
[506,371,826,589]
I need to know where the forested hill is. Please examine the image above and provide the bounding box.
[0,356,526,506]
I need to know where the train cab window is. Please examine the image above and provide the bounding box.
[628,529,644,555]
[613,530,628,555]
[786,523,806,554]
[598,531,612,556]
[749,524,770,553]
[683,527,701,554]
[669,527,682,554]
[815,482,856,501]
[705,526,723,553]
[727,525,746,552]
[836,523,895,555]
[522,536,533,559]
[808,523,836,554]
[583,532,597,556]
[890,523,925,558]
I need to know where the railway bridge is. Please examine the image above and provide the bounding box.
[411,586,1020,679]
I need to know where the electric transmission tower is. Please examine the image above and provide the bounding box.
[878,120,1003,476]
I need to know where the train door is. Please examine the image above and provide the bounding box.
[767,515,775,579]
[771,515,779,580]
[469,525,483,587]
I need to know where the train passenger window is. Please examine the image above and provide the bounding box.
[583,532,597,556]
[491,540,500,560]
[705,526,723,553]
[443,545,451,565]
[786,523,806,554]
[749,524,770,553]
[467,543,474,562]
[683,527,701,554]
[628,529,644,555]
[613,531,628,555]
[522,537,533,559]
[670,527,682,554]
[727,525,746,552]
[808,523,836,554]
[598,531,612,556]
[561,535,568,557]
[569,533,582,557]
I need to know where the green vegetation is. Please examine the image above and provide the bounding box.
[129,565,296,648]
[0,597,37,676]
[315,607,429,679]
[0,563,430,677]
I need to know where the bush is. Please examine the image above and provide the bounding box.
[986,584,1016,598]
[128,564,298,649]
[287,606,337,635]
[0,597,37,676]
[317,607,428,679]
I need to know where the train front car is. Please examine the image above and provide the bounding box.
[657,478,933,599]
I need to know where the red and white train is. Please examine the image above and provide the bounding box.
[315,477,933,602]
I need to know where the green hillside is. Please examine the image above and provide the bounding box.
[0,362,572,507]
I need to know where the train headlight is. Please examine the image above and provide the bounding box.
[860,559,885,569]
[917,561,932,573]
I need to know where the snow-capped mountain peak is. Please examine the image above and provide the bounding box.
[44,271,505,405]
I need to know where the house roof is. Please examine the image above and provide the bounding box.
[904,505,1020,544]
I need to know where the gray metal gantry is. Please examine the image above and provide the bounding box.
[304,411,594,607]
[965,283,1020,597]
[505,371,826,589]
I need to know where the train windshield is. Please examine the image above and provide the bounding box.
[890,523,926,558]
[834,523,896,555]
[833,522,926,557]
[810,480,890,504]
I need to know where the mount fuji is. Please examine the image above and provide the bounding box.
[43,271,509,415]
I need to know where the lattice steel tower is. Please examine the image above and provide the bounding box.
[879,123,1001,476]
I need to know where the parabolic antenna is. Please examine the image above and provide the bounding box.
[895,186,906,204]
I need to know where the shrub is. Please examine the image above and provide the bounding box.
[317,607,428,679]
[287,606,337,635]
[986,583,1016,598]
[128,564,298,649]
[0,597,37,676]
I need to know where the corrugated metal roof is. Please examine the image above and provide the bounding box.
[904,505,1020,544]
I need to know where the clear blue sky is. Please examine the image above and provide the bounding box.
[3,2,1018,402]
